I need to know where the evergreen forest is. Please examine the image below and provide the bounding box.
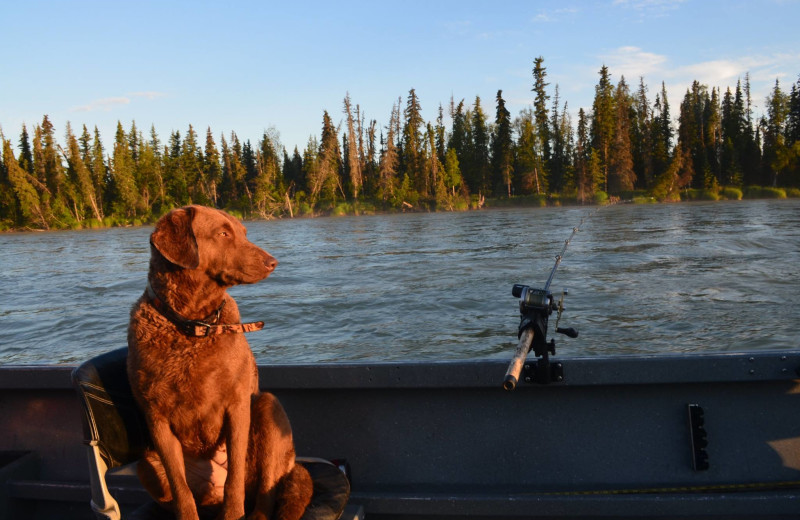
[2,58,800,231]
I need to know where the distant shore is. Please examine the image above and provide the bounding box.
[2,185,798,234]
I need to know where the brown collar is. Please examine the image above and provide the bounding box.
[145,282,264,337]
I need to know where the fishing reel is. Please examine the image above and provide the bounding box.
[512,284,552,313]
[512,284,579,342]
[503,284,578,389]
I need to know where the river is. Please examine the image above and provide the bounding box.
[1,199,798,365]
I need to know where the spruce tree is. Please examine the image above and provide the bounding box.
[164,130,188,205]
[79,125,92,163]
[678,81,714,189]
[788,75,800,143]
[591,65,615,193]
[31,125,54,223]
[39,116,62,197]
[763,79,790,187]
[425,122,444,206]
[219,135,235,207]
[720,87,741,186]
[363,119,378,199]
[560,103,576,195]
[18,124,34,174]
[128,121,140,165]
[136,134,163,212]
[703,87,722,189]
[204,127,221,206]
[302,136,321,204]
[65,123,102,220]
[574,108,591,202]
[469,96,490,196]
[3,138,48,228]
[491,90,513,197]
[110,122,139,218]
[435,105,447,165]
[252,131,282,217]
[282,146,304,196]
[317,110,342,204]
[0,137,18,226]
[402,89,425,197]
[513,108,547,194]
[739,75,762,185]
[181,125,207,204]
[548,85,567,192]
[632,78,653,188]
[90,127,108,211]
[448,98,466,154]
[788,76,800,186]
[532,56,551,173]
[344,93,363,199]
[444,148,463,196]
[378,101,400,202]
[241,140,257,193]
[609,76,636,194]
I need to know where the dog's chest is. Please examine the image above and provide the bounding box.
[139,339,255,452]
[135,334,255,406]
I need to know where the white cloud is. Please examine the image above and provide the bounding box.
[71,97,130,112]
[601,46,668,80]
[677,59,751,86]
[532,7,579,23]
[599,46,798,90]
[612,0,687,15]
[129,91,167,100]
[70,91,166,113]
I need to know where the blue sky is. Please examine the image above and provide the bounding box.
[2,0,799,154]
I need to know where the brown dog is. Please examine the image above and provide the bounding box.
[127,205,312,520]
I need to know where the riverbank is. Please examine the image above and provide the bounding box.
[2,185,799,233]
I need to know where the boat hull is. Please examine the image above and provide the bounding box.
[2,351,800,519]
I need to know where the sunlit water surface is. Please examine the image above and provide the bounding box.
[1,200,798,365]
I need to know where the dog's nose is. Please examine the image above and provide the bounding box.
[264,256,278,273]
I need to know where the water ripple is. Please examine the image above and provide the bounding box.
[1,200,799,364]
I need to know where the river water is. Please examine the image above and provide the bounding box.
[1,200,798,365]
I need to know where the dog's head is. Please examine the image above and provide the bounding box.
[150,205,277,286]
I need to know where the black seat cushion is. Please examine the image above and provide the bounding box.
[71,347,150,468]
[300,460,351,520]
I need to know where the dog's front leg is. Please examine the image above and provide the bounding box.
[149,416,199,520]
[219,397,250,520]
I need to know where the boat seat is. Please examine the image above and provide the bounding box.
[71,347,352,520]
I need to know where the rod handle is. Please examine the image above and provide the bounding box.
[503,328,535,391]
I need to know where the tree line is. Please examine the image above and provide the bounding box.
[2,57,800,231]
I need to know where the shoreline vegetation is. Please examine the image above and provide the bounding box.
[2,58,800,232]
[4,187,799,233]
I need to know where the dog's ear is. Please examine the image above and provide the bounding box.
[150,207,200,269]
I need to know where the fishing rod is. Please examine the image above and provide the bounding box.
[502,209,600,391]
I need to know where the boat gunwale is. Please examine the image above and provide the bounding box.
[1,349,798,390]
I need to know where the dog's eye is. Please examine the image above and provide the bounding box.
[218,231,230,238]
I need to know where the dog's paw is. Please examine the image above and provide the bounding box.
[214,508,246,520]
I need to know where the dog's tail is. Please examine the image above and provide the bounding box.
[275,463,313,520]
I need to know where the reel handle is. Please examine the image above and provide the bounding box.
[556,327,578,338]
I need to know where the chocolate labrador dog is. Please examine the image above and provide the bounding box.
[127,205,312,520]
